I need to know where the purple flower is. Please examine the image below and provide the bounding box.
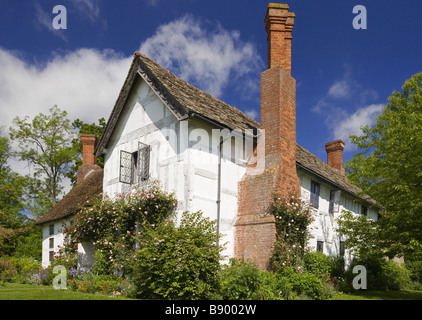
[69,267,78,276]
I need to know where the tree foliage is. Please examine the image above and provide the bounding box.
[0,129,30,257]
[346,72,422,258]
[9,105,79,210]
[0,129,27,228]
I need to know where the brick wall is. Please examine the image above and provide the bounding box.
[235,3,299,270]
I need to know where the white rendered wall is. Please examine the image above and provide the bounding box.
[298,168,378,265]
[41,220,70,268]
[102,77,251,261]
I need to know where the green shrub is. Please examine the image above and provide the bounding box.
[278,267,324,300]
[5,256,42,284]
[255,271,293,300]
[292,272,324,299]
[382,260,411,290]
[217,259,262,300]
[303,251,333,278]
[405,259,422,284]
[91,250,112,275]
[67,269,129,295]
[132,211,222,300]
[0,258,17,282]
[346,255,412,291]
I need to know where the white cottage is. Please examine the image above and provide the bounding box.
[37,3,378,270]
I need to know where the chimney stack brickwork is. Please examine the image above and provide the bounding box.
[325,140,345,175]
[80,134,97,165]
[265,3,295,72]
[77,134,100,184]
[235,3,299,270]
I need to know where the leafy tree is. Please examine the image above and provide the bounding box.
[0,129,30,257]
[346,72,422,258]
[0,129,27,228]
[66,118,106,187]
[9,106,79,210]
[336,210,383,260]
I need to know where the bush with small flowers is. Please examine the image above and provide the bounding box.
[267,194,313,272]
[60,181,177,276]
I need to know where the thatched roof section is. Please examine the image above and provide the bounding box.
[36,169,103,225]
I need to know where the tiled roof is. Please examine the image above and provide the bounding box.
[36,169,103,225]
[135,52,260,131]
[296,144,375,205]
[95,52,259,157]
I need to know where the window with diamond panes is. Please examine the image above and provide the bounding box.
[119,143,150,184]
[137,142,150,182]
[119,150,133,184]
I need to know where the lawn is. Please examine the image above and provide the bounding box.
[2,283,422,300]
[0,283,132,300]
[331,289,422,300]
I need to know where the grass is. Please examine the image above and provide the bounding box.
[1,283,422,300]
[331,289,422,300]
[0,283,132,300]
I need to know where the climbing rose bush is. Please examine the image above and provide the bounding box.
[61,182,177,275]
[267,194,313,272]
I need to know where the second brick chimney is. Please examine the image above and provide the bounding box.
[77,134,101,184]
[235,3,299,270]
[325,140,345,175]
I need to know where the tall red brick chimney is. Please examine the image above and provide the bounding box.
[325,140,345,175]
[261,3,299,198]
[235,3,299,270]
[77,134,100,184]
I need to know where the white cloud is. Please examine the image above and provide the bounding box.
[333,104,384,150]
[139,14,263,98]
[0,47,131,132]
[245,109,258,121]
[0,47,130,188]
[328,79,352,99]
[312,66,384,149]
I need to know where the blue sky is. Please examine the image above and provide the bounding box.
[1,0,421,168]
